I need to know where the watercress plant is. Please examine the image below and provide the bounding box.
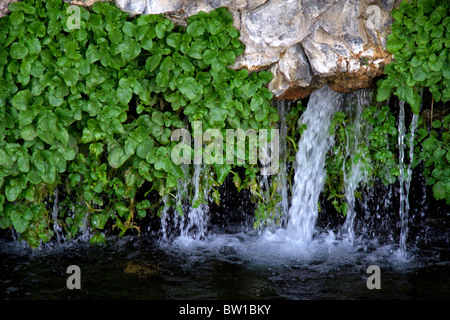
[376,0,450,114]
[0,0,277,247]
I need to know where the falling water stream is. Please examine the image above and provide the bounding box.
[1,88,449,300]
[397,101,419,260]
[286,86,343,243]
[52,188,62,245]
[180,164,210,240]
[342,90,370,244]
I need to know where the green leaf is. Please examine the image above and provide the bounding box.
[89,142,104,157]
[83,100,101,116]
[12,90,31,111]
[7,2,24,12]
[10,208,30,233]
[179,56,194,72]
[47,19,61,37]
[89,234,106,244]
[30,60,45,77]
[10,43,28,60]
[121,39,141,61]
[117,87,133,105]
[209,107,228,125]
[186,20,205,37]
[155,157,173,173]
[60,68,79,87]
[69,173,81,187]
[412,66,427,82]
[218,50,235,65]
[203,49,217,65]
[155,23,166,39]
[86,45,101,63]
[108,144,130,169]
[166,33,182,49]
[17,153,30,173]
[156,71,169,88]
[110,119,125,134]
[124,137,138,155]
[145,50,162,72]
[122,21,137,37]
[26,38,42,56]
[141,37,153,51]
[109,29,123,44]
[136,14,156,27]
[77,59,91,76]
[0,148,13,166]
[395,85,421,114]
[254,105,267,122]
[63,40,79,60]
[160,56,174,73]
[136,137,154,159]
[250,94,263,111]
[432,181,446,200]
[91,213,109,230]
[432,120,442,129]
[429,59,443,72]
[152,111,164,126]
[10,10,24,26]
[178,77,203,101]
[20,124,37,141]
[6,184,22,202]
[19,110,35,127]
[115,202,129,218]
[386,33,405,53]
[258,71,273,83]
[187,43,202,59]
[431,25,444,38]
[49,91,64,107]
[215,164,231,184]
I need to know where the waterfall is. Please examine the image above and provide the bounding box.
[180,163,210,239]
[287,85,344,244]
[397,101,419,258]
[342,89,371,244]
[160,163,211,241]
[159,195,171,241]
[52,188,62,244]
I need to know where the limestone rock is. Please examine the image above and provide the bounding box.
[269,44,312,97]
[115,0,148,15]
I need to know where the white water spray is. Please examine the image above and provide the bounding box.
[342,89,371,244]
[159,195,171,241]
[181,164,210,239]
[397,101,419,258]
[287,85,344,244]
[52,188,62,244]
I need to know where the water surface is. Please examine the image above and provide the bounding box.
[1,226,448,300]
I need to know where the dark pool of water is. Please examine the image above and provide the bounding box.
[1,225,449,300]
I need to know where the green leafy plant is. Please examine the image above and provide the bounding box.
[414,112,450,203]
[325,102,399,216]
[376,0,450,114]
[376,0,450,205]
[251,101,306,229]
[0,0,277,247]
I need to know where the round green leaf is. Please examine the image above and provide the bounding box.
[10,43,29,60]
[12,90,31,111]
